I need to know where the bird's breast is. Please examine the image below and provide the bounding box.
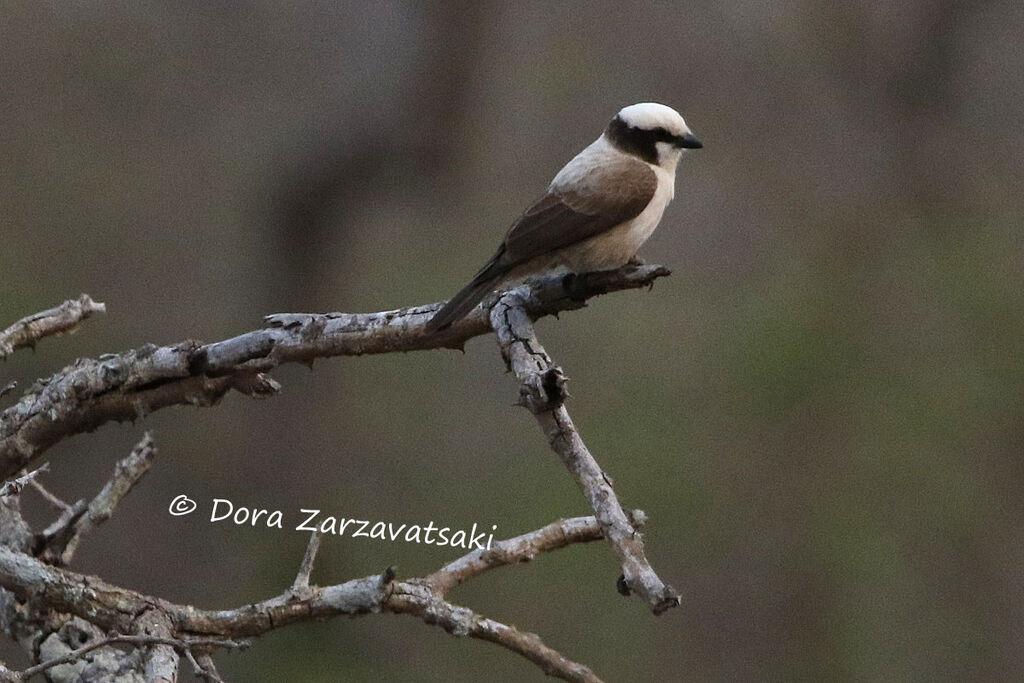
[546,177,674,273]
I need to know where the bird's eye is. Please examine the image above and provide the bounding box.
[653,127,675,142]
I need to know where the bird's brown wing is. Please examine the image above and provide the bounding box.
[501,157,658,266]
[425,156,657,333]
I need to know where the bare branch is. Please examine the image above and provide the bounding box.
[491,288,681,614]
[137,609,180,683]
[145,639,179,682]
[33,499,86,554]
[17,634,243,681]
[0,514,615,682]
[387,583,602,683]
[426,511,645,596]
[0,294,105,360]
[0,264,668,478]
[28,477,70,511]
[291,531,320,594]
[0,265,676,678]
[36,432,156,564]
[193,653,225,683]
[0,464,48,499]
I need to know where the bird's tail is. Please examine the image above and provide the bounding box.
[425,265,506,333]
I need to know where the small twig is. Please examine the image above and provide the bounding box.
[34,499,87,551]
[194,653,226,683]
[28,478,70,511]
[0,464,49,499]
[36,433,156,564]
[0,294,105,360]
[426,512,645,596]
[291,530,320,593]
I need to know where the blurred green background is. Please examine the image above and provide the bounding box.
[2,1,1022,680]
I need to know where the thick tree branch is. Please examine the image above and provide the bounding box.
[0,264,677,679]
[0,295,105,360]
[0,514,620,682]
[136,610,181,683]
[0,264,668,478]
[491,288,682,614]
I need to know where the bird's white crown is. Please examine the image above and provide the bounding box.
[616,102,690,136]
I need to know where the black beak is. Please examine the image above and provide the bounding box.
[677,132,703,149]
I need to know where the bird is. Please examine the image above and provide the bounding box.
[424,102,701,333]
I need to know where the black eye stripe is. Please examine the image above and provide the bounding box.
[605,115,686,164]
[654,127,677,143]
[605,115,658,164]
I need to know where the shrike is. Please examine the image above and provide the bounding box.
[425,102,701,332]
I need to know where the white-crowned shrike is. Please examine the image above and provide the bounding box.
[426,102,701,332]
